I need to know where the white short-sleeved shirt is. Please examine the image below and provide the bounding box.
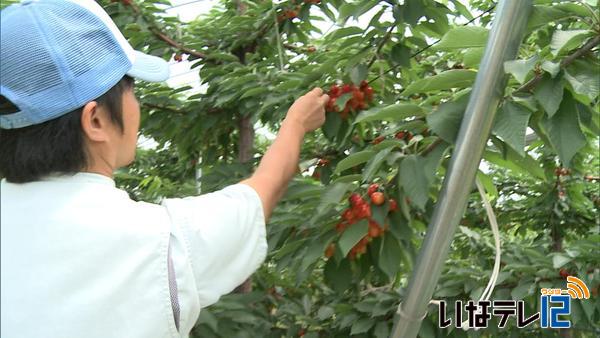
[0,173,267,338]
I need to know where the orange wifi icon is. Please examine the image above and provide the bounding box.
[565,276,590,299]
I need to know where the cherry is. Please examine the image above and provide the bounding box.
[395,131,406,140]
[342,208,355,223]
[324,243,335,258]
[559,268,569,279]
[368,220,382,238]
[367,184,379,196]
[335,221,348,233]
[317,158,329,166]
[372,136,384,145]
[370,192,385,205]
[349,193,363,207]
[389,199,398,212]
[355,203,371,218]
[307,46,316,53]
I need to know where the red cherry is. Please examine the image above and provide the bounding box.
[342,208,355,222]
[324,243,335,258]
[341,84,352,93]
[395,131,406,140]
[370,192,385,205]
[389,199,398,212]
[352,89,365,102]
[360,80,369,89]
[372,136,384,145]
[355,203,371,218]
[363,86,374,101]
[329,85,341,97]
[349,193,364,206]
[368,220,382,238]
[559,268,569,279]
[367,184,379,196]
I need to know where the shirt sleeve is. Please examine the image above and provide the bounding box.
[161,184,267,308]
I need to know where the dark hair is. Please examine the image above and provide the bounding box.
[0,76,134,183]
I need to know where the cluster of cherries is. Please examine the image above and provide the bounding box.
[371,129,431,145]
[277,0,320,22]
[111,0,132,5]
[325,80,375,119]
[277,8,300,21]
[324,184,397,260]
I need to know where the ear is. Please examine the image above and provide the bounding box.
[81,101,110,142]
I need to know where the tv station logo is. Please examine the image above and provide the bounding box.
[438,276,591,329]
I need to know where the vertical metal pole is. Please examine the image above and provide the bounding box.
[390,1,532,337]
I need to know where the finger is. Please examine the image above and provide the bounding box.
[320,94,330,106]
[310,87,324,96]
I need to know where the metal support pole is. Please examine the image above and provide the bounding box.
[390,1,532,337]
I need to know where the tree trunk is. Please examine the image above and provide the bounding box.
[238,115,254,163]
[232,0,254,295]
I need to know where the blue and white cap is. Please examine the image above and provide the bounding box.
[0,0,170,129]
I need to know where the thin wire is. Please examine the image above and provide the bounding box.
[368,2,497,84]
[460,177,502,331]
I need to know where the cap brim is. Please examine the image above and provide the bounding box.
[126,50,170,82]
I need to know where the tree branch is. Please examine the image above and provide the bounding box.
[128,1,207,59]
[367,22,396,69]
[514,35,600,94]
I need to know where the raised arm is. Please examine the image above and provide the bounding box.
[241,88,329,221]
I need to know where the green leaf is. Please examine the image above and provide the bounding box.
[350,64,368,85]
[511,281,533,300]
[322,112,342,141]
[492,101,532,156]
[576,102,600,135]
[483,148,545,180]
[327,26,363,41]
[476,170,498,201]
[374,322,390,338]
[351,318,375,335]
[552,254,572,269]
[390,43,411,67]
[527,5,572,32]
[317,306,335,320]
[197,309,218,332]
[564,59,600,102]
[504,56,538,84]
[324,258,352,292]
[315,182,353,218]
[533,74,564,117]
[399,155,429,210]
[541,60,560,78]
[399,0,426,24]
[334,150,376,174]
[434,26,489,50]
[378,234,402,279]
[543,92,587,167]
[426,93,470,143]
[550,30,591,56]
[240,87,269,99]
[334,93,353,112]
[362,148,393,183]
[206,52,239,62]
[403,70,477,96]
[338,220,369,257]
[355,104,424,123]
[463,47,484,68]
